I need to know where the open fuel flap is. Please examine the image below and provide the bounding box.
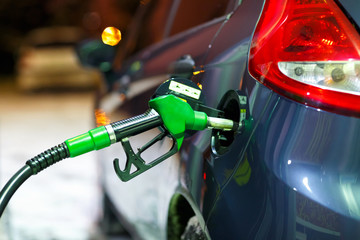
[211,90,249,155]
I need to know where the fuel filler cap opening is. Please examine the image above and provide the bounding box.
[211,90,249,155]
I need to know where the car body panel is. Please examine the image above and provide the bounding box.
[256,91,360,221]
[338,0,360,27]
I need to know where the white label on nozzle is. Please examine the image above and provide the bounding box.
[169,81,201,99]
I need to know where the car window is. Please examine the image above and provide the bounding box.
[169,0,232,36]
[125,0,175,54]
[113,0,173,70]
[135,0,172,51]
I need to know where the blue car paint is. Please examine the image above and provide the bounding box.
[180,0,360,236]
[258,90,360,220]
[199,78,360,239]
[200,82,274,239]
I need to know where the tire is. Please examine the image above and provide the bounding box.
[181,216,207,240]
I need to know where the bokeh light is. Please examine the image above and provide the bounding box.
[101,26,121,46]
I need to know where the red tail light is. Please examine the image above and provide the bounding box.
[249,0,360,116]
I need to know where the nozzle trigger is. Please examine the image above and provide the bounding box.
[113,130,178,182]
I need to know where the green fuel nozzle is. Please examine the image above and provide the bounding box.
[63,94,240,182]
[65,94,240,158]
[0,92,241,217]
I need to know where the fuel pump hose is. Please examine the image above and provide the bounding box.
[0,95,241,217]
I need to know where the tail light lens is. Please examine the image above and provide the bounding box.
[249,0,360,116]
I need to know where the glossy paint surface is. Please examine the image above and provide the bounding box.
[178,0,360,239]
[200,81,360,239]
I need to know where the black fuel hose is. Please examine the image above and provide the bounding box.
[0,143,70,217]
[0,165,32,216]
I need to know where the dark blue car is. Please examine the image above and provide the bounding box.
[95,0,360,239]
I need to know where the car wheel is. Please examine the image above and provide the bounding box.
[181,216,207,240]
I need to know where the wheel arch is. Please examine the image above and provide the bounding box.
[166,191,210,240]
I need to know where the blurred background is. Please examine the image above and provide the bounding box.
[0,0,140,239]
[0,0,139,75]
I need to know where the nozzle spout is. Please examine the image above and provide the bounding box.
[207,117,242,132]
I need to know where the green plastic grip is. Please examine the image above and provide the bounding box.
[65,126,111,157]
[148,95,207,149]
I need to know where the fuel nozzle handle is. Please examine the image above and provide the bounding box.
[148,95,241,148]
[65,95,238,156]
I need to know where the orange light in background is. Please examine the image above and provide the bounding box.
[102,27,121,46]
[95,109,111,127]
